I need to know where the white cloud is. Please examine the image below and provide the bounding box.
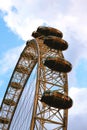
[0,44,25,74]
[68,87,87,130]
[0,0,87,62]
[0,0,86,41]
[0,1,87,129]
[69,87,87,115]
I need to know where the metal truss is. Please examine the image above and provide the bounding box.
[0,37,69,130]
[30,38,68,130]
[0,39,38,130]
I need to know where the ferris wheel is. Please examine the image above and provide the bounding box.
[0,26,73,130]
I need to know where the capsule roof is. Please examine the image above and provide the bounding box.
[36,26,63,38]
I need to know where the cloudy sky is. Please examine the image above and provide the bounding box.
[0,0,87,129]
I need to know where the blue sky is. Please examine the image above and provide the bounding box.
[0,16,23,52]
[0,16,24,102]
[0,0,87,130]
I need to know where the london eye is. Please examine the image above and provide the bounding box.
[0,26,73,130]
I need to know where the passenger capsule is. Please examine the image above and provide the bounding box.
[44,57,72,73]
[37,26,63,38]
[44,36,68,50]
[41,90,73,109]
[0,117,9,124]
[11,82,22,89]
[16,66,29,74]
[4,99,16,106]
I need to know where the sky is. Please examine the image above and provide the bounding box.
[0,0,87,130]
